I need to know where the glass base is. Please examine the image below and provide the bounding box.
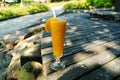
[50,61,65,70]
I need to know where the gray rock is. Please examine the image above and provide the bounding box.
[7,33,42,79]
[2,30,26,44]
[0,50,12,80]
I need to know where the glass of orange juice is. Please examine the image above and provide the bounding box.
[50,20,66,70]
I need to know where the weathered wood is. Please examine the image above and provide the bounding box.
[43,21,120,41]
[41,30,120,66]
[41,11,120,80]
[42,26,120,51]
[42,30,120,57]
[42,24,120,49]
[89,11,120,21]
[43,19,120,38]
[46,44,120,80]
[43,38,120,75]
[42,23,119,48]
[79,57,120,80]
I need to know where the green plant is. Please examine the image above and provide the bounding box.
[27,3,49,13]
[0,3,49,20]
[95,2,104,8]
[63,0,113,10]
[104,2,113,7]
[63,1,90,10]
[1,8,18,20]
[24,0,33,3]
[87,0,94,5]
[63,3,76,10]
[7,2,20,6]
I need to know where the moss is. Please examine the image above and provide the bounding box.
[18,66,35,80]
[18,61,45,80]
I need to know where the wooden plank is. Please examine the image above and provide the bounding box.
[42,20,120,38]
[41,25,120,49]
[79,56,120,80]
[41,30,120,56]
[41,15,120,80]
[42,30,119,63]
[46,44,120,80]
[42,32,120,64]
[64,24,120,40]
[89,11,120,21]
[41,23,120,49]
[41,18,120,47]
[43,38,120,75]
[43,50,96,75]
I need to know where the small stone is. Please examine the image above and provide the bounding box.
[18,61,46,80]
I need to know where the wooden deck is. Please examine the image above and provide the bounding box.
[89,10,120,21]
[41,13,120,80]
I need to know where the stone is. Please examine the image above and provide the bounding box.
[0,50,12,80]
[7,33,42,80]
[22,27,44,40]
[14,34,42,51]
[0,21,44,80]
[2,30,27,48]
[3,34,20,44]
[18,61,46,80]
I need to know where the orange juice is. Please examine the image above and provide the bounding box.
[51,20,66,57]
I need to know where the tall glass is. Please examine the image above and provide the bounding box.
[50,20,66,70]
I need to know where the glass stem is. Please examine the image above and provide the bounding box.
[55,57,61,63]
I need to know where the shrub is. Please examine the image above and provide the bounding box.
[104,2,113,7]
[63,3,77,10]
[63,1,90,10]
[95,2,104,8]
[27,3,49,13]
[87,0,94,5]
[0,3,49,20]
[63,0,113,10]
[49,0,71,2]
[0,8,18,20]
